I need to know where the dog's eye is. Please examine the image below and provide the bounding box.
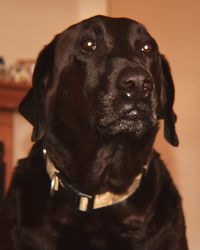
[141,43,153,53]
[80,38,97,53]
[136,41,155,55]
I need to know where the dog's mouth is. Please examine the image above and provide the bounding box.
[96,96,157,137]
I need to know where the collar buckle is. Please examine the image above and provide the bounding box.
[76,194,95,212]
[57,171,95,212]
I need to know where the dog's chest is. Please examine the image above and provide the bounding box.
[44,212,148,250]
[54,227,146,250]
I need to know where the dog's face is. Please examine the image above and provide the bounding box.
[53,16,160,140]
[19,15,178,146]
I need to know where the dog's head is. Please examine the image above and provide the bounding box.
[19,15,178,147]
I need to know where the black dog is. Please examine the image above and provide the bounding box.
[0,15,188,250]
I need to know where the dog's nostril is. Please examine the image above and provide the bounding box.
[143,81,152,92]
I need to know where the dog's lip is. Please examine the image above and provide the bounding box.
[126,109,138,116]
[120,105,143,119]
[121,109,146,121]
[97,103,151,130]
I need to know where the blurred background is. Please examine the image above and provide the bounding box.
[0,0,199,249]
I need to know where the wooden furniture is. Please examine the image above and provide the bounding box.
[0,80,30,190]
[0,142,5,204]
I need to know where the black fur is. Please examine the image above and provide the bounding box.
[0,16,187,250]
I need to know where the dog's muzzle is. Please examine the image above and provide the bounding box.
[97,65,157,136]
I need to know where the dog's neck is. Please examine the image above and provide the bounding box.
[45,154,149,212]
[44,126,157,196]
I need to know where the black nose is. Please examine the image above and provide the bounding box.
[116,67,153,99]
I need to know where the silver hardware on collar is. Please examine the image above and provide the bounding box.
[51,175,60,192]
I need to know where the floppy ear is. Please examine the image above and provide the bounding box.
[160,55,179,146]
[18,38,57,141]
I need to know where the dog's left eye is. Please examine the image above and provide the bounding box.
[136,41,155,55]
[139,42,155,54]
[141,43,153,53]
[80,38,97,53]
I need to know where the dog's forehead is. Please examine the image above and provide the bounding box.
[60,15,149,42]
[81,15,138,28]
[78,15,148,38]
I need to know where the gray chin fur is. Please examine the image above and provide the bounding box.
[98,115,157,137]
[97,92,158,137]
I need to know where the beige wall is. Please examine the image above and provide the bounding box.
[1,0,79,65]
[109,0,200,249]
[1,0,107,65]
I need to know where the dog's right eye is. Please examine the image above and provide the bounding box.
[80,38,97,53]
[135,40,156,56]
